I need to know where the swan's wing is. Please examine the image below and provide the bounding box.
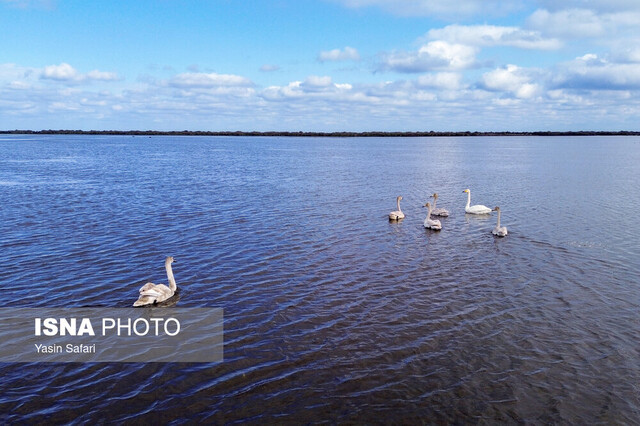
[140,287,165,298]
[468,205,492,214]
[432,208,449,217]
[140,284,173,298]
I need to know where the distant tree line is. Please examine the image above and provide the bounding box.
[1,129,639,137]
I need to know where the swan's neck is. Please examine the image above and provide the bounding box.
[496,210,501,228]
[397,198,402,213]
[466,191,471,208]
[427,204,432,219]
[166,262,177,292]
[433,197,438,210]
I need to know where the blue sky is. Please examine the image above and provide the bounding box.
[1,0,640,131]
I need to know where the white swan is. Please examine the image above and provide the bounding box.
[430,193,449,217]
[463,189,492,214]
[492,206,508,237]
[389,196,405,220]
[133,256,177,307]
[423,202,442,230]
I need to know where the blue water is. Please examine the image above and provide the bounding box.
[1,135,639,423]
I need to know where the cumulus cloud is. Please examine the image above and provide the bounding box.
[378,41,478,73]
[552,54,640,90]
[262,75,356,101]
[416,72,464,90]
[481,64,542,99]
[41,63,119,83]
[318,47,361,62]
[426,24,561,50]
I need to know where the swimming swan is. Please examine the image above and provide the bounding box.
[389,196,405,220]
[430,193,449,217]
[423,202,442,230]
[133,256,177,307]
[463,189,492,214]
[492,206,508,237]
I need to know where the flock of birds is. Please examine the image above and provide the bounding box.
[389,188,508,237]
[132,189,507,307]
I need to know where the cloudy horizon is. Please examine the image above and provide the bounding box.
[2,0,639,131]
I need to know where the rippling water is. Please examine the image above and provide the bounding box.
[1,135,639,423]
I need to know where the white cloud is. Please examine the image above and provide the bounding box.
[42,63,78,81]
[426,24,561,50]
[3,55,640,132]
[41,63,119,83]
[481,64,542,99]
[304,75,333,87]
[318,46,361,62]
[610,46,640,64]
[416,72,464,90]
[553,54,640,90]
[527,8,640,40]
[167,72,253,88]
[526,9,605,38]
[378,41,478,73]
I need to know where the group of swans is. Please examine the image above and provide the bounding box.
[389,188,508,236]
[133,256,178,307]
[133,190,507,306]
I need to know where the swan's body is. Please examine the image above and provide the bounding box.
[133,256,177,307]
[430,193,449,217]
[389,196,405,220]
[423,202,442,230]
[463,189,492,214]
[492,207,508,237]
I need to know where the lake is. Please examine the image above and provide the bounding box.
[1,134,639,423]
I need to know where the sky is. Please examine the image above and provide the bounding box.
[1,0,640,132]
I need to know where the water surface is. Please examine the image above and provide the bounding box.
[1,135,639,423]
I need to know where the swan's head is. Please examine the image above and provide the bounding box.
[165,256,175,264]
[492,206,501,212]
[423,202,431,208]
[431,193,438,199]
[463,189,470,193]
[397,196,403,201]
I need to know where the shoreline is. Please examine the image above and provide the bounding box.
[1,130,639,137]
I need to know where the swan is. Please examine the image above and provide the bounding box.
[492,206,508,237]
[463,189,492,214]
[423,202,442,230]
[133,256,177,307]
[389,196,405,220]
[430,193,449,217]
